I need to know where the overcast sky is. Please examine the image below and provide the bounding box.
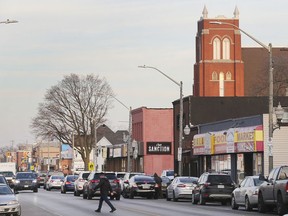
[1,0,288,147]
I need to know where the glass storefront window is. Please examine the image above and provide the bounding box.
[211,155,231,173]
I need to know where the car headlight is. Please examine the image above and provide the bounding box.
[8,200,19,205]
[33,179,37,183]
[15,180,20,184]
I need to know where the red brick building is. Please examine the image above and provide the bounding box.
[193,6,244,97]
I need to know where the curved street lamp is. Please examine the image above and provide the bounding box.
[138,65,184,176]
[210,21,274,171]
[0,19,18,24]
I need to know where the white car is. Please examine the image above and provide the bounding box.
[231,175,264,211]
[161,170,175,181]
[0,183,21,216]
[46,175,64,191]
[74,171,90,196]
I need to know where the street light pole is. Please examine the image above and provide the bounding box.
[138,65,184,176]
[210,21,274,171]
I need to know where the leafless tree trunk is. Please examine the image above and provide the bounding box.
[31,74,114,171]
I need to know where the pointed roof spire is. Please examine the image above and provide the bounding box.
[233,6,239,19]
[202,5,208,19]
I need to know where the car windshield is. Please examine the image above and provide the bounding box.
[166,171,174,176]
[94,173,116,180]
[51,176,64,180]
[161,177,170,183]
[179,177,197,183]
[0,172,14,177]
[16,173,36,179]
[134,176,154,182]
[82,173,90,179]
[254,178,264,186]
[208,175,233,184]
[0,185,13,195]
[117,173,125,179]
[67,175,78,181]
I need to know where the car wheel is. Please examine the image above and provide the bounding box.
[258,192,267,213]
[87,191,92,200]
[199,193,205,205]
[75,189,80,196]
[116,194,121,200]
[172,191,178,202]
[33,188,38,193]
[277,193,287,215]
[192,193,198,204]
[231,195,239,210]
[63,188,66,194]
[129,191,134,199]
[166,189,171,201]
[245,196,252,211]
[14,189,18,194]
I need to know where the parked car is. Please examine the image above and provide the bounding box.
[43,171,64,189]
[13,172,38,193]
[74,171,90,196]
[46,175,65,191]
[83,172,121,200]
[122,175,158,199]
[0,183,21,216]
[122,172,145,193]
[0,171,15,188]
[61,174,78,194]
[231,175,264,211]
[192,172,235,205]
[258,166,288,215]
[166,176,198,201]
[161,176,171,198]
[116,171,126,192]
[36,171,46,187]
[161,170,175,181]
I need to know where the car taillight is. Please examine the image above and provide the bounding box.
[155,184,159,188]
[113,179,120,183]
[132,183,138,188]
[203,182,210,187]
[79,179,85,182]
[177,184,186,188]
[65,181,71,184]
[91,179,99,184]
[50,180,54,183]
[286,182,288,193]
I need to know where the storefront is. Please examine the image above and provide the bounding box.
[193,125,264,184]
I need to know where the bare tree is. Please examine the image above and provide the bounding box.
[31,74,114,170]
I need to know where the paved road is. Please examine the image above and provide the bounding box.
[17,188,277,216]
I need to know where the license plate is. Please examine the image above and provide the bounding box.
[24,185,29,188]
[218,185,224,188]
[143,185,150,189]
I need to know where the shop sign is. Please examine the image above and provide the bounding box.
[226,128,235,153]
[214,131,227,154]
[193,134,205,155]
[235,126,257,152]
[147,142,171,154]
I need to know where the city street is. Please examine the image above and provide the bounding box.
[17,188,277,216]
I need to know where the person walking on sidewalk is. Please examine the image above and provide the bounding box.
[94,173,116,213]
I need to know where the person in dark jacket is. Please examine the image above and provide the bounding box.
[94,173,116,213]
[153,173,163,198]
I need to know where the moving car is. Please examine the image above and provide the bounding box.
[0,183,21,216]
[83,172,121,200]
[61,174,78,193]
[192,172,235,205]
[13,172,38,193]
[74,171,90,196]
[122,175,158,199]
[122,172,145,193]
[36,171,46,187]
[166,176,198,201]
[43,171,64,189]
[231,175,264,211]
[46,175,64,191]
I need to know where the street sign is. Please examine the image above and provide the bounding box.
[88,162,94,171]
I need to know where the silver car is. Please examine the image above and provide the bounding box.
[46,175,64,191]
[74,171,90,196]
[166,176,198,201]
[0,183,21,215]
[231,175,264,211]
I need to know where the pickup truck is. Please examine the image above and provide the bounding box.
[258,166,288,215]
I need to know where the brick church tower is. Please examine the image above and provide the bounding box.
[193,6,244,97]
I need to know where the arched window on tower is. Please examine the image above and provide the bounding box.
[212,71,218,80]
[226,71,232,80]
[213,38,221,60]
[222,38,230,60]
[219,72,224,96]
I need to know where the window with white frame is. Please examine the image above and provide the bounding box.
[222,38,230,60]
[213,38,221,60]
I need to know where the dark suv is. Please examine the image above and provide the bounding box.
[192,172,235,205]
[13,172,38,193]
[83,172,121,200]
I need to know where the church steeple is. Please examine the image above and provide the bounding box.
[233,6,239,19]
[202,5,208,19]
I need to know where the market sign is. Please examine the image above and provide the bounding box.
[147,142,171,154]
